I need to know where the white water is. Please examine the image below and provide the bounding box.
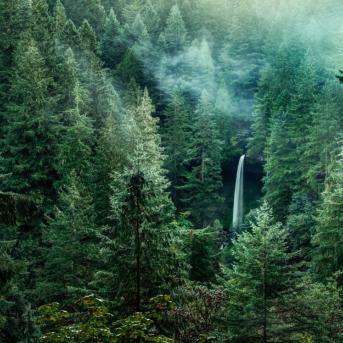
[232,155,245,229]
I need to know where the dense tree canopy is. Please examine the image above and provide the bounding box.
[1,0,343,342]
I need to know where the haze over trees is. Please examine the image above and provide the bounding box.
[1,0,343,342]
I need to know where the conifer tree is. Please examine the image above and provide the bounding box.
[0,0,30,139]
[130,13,150,45]
[56,78,93,186]
[53,0,67,39]
[181,91,223,228]
[37,172,101,304]
[61,0,106,34]
[62,19,80,48]
[1,37,59,199]
[141,0,160,38]
[93,81,123,225]
[79,19,100,58]
[312,149,343,283]
[161,4,187,54]
[114,49,145,88]
[303,81,343,197]
[101,8,124,68]
[190,220,222,283]
[31,0,55,65]
[226,202,299,342]
[263,114,296,220]
[163,89,192,209]
[99,89,186,312]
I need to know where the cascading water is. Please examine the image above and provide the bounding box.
[232,154,245,229]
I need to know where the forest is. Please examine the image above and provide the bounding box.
[1,0,343,342]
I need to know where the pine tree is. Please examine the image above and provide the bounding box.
[263,54,320,221]
[62,19,80,49]
[263,114,297,220]
[98,89,187,312]
[181,91,224,228]
[61,0,106,34]
[37,172,101,304]
[31,0,55,64]
[101,8,124,68]
[141,0,160,38]
[163,89,192,209]
[93,70,121,132]
[312,149,343,283]
[1,37,59,199]
[304,81,343,197]
[130,13,150,45]
[226,202,299,342]
[190,220,222,283]
[0,189,38,341]
[53,0,67,39]
[161,4,187,54]
[184,38,216,98]
[93,81,123,225]
[114,49,145,89]
[79,19,100,58]
[56,77,93,187]
[248,40,307,157]
[0,0,30,139]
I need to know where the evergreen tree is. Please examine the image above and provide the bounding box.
[304,81,343,197]
[98,90,187,312]
[61,0,106,34]
[62,19,80,48]
[1,37,59,199]
[190,220,222,283]
[101,8,124,68]
[263,114,297,220]
[181,91,223,228]
[114,49,145,89]
[56,76,93,186]
[141,0,160,38]
[37,172,101,304]
[0,0,30,139]
[79,19,100,58]
[53,0,67,38]
[248,40,307,157]
[93,71,121,132]
[161,4,187,54]
[0,189,38,342]
[226,202,299,342]
[312,149,343,283]
[163,89,192,209]
[130,13,150,45]
[31,0,55,65]
[93,81,123,225]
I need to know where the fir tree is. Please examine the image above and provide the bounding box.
[53,0,67,39]
[163,89,192,209]
[101,8,124,68]
[181,91,224,228]
[1,37,59,198]
[226,202,299,342]
[312,149,343,283]
[161,4,187,54]
[99,90,187,312]
[0,0,30,139]
[62,19,80,49]
[79,19,100,58]
[37,172,101,304]
[263,114,296,220]
[304,81,343,197]
[190,220,222,283]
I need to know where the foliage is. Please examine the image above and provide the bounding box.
[37,295,175,342]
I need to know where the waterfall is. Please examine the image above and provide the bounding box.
[232,154,245,229]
